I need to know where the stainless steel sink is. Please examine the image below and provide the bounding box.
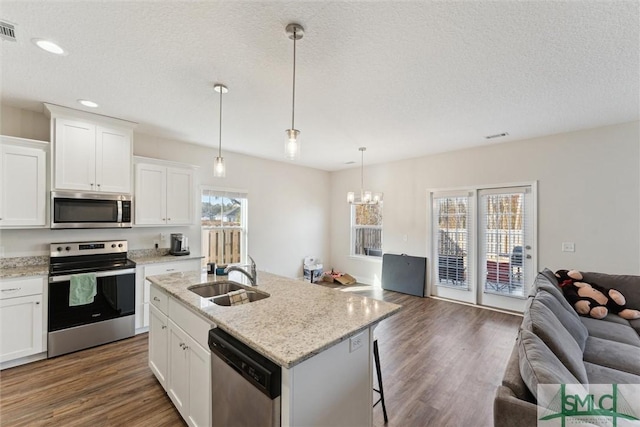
[212,290,269,306]
[188,281,245,298]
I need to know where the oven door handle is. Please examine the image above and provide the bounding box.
[49,268,136,283]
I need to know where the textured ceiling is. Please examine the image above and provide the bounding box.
[1,1,638,171]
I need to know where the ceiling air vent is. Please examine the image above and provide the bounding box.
[0,21,16,42]
[485,132,509,140]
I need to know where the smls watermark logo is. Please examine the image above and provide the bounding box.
[538,384,640,426]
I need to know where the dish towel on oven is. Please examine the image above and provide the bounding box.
[227,289,249,306]
[69,273,97,306]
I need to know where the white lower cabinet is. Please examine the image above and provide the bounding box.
[149,284,212,427]
[0,276,47,367]
[148,304,168,389]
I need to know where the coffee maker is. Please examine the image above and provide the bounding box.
[169,233,190,256]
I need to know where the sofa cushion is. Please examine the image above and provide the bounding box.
[530,269,578,313]
[584,362,640,384]
[501,346,535,401]
[583,336,640,375]
[580,317,640,347]
[630,319,640,336]
[534,290,588,351]
[599,313,632,327]
[518,330,583,399]
[522,299,588,383]
[581,271,640,309]
[493,385,538,427]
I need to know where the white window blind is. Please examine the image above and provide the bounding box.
[432,193,472,290]
[480,187,528,297]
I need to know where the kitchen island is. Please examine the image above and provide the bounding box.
[147,270,401,427]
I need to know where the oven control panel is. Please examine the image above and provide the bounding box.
[50,240,128,257]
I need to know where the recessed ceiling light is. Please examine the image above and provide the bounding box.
[32,38,66,55]
[78,99,99,108]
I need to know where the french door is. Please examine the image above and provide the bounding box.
[429,184,536,313]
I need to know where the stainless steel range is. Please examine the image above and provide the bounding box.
[48,240,136,357]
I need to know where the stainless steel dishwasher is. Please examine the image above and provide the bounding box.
[208,328,281,427]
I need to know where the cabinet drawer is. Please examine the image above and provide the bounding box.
[0,277,44,300]
[169,298,213,350]
[149,285,169,314]
[145,260,199,277]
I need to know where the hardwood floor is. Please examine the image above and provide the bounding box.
[0,334,184,427]
[0,286,521,427]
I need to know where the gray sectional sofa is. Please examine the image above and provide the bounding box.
[494,269,640,427]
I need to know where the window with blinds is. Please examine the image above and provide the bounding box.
[201,188,248,266]
[481,189,527,297]
[351,203,383,257]
[433,194,471,289]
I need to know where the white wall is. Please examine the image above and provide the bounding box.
[0,105,331,279]
[0,105,50,141]
[330,121,640,285]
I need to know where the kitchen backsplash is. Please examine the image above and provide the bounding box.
[128,248,171,258]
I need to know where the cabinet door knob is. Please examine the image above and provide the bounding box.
[161,325,167,330]
[90,183,94,187]
[97,184,101,187]
[153,296,160,302]
[36,301,40,305]
[167,218,171,221]
[183,345,189,351]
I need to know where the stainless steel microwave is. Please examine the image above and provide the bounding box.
[51,191,132,229]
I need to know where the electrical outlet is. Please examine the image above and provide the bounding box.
[349,333,364,353]
[562,242,575,252]
[160,233,167,242]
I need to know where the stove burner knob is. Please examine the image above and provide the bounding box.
[65,246,71,251]
[56,246,63,252]
[118,243,123,248]
[111,244,116,248]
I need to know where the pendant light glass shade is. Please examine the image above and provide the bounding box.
[213,156,225,178]
[285,129,300,160]
[213,84,228,178]
[285,23,303,160]
[347,147,383,205]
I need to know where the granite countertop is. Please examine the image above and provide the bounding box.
[0,256,49,279]
[0,264,49,279]
[147,271,401,368]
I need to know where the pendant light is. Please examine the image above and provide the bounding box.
[213,83,228,178]
[285,23,304,160]
[347,147,383,205]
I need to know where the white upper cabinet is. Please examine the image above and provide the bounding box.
[45,104,136,194]
[0,136,48,228]
[134,158,195,226]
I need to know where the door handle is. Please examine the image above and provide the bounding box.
[526,254,532,259]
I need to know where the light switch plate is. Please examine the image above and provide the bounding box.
[562,242,575,252]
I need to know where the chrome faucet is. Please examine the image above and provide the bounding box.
[224,256,257,286]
